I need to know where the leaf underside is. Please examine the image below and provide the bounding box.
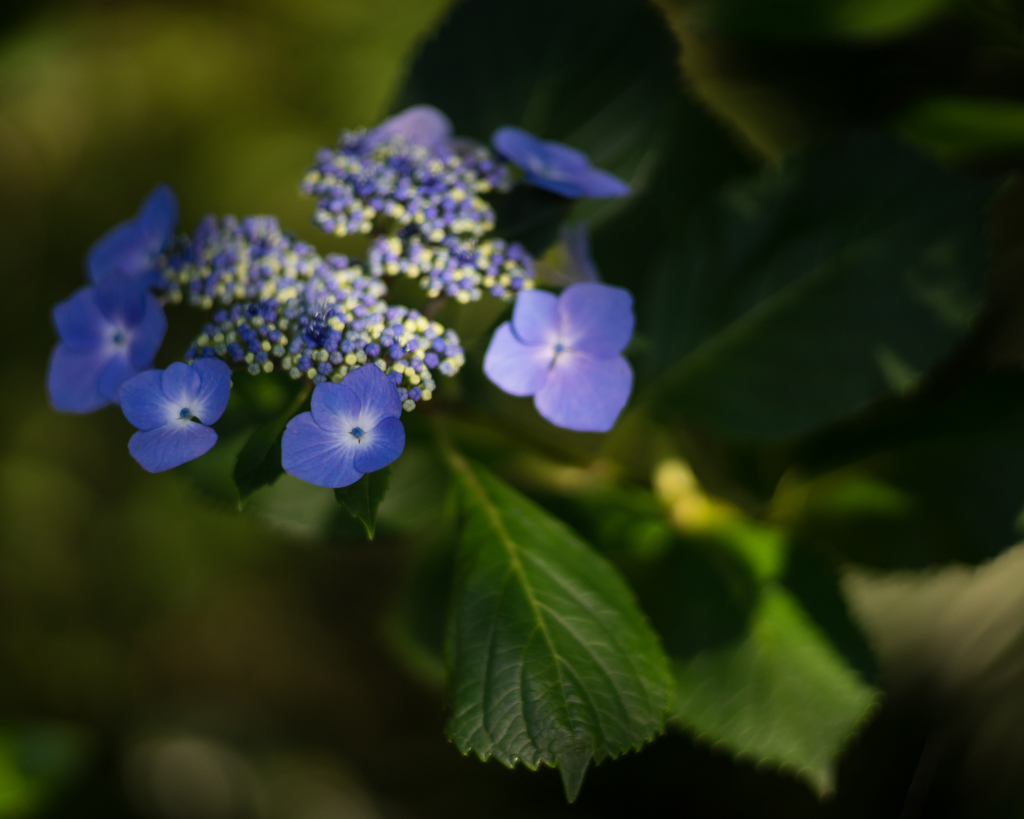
[445,457,672,801]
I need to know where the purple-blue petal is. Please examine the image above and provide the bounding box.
[120,369,178,430]
[311,382,362,433]
[97,351,136,402]
[128,421,218,473]
[524,168,630,200]
[94,273,146,326]
[46,344,111,413]
[352,416,405,474]
[559,282,634,358]
[511,289,560,347]
[161,362,202,408]
[483,322,553,397]
[52,287,108,350]
[138,184,179,249]
[281,412,362,488]
[370,105,453,153]
[342,364,402,429]
[190,358,232,425]
[127,294,168,371]
[535,139,592,174]
[491,126,551,168]
[534,351,632,433]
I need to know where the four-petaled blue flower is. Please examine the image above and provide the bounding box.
[47,274,168,413]
[484,282,634,432]
[119,359,232,473]
[368,105,453,155]
[282,363,406,488]
[491,126,631,199]
[87,184,178,287]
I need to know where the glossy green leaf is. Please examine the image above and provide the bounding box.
[445,455,672,802]
[334,467,393,540]
[650,135,992,439]
[673,584,879,795]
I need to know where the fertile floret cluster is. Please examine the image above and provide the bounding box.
[368,232,534,302]
[301,129,510,242]
[160,215,463,410]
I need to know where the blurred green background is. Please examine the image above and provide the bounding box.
[10,0,1024,817]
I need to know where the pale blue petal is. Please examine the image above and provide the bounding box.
[190,358,232,424]
[128,421,218,473]
[128,294,167,370]
[558,282,634,358]
[352,416,405,474]
[161,362,201,408]
[46,344,110,413]
[52,287,108,350]
[342,364,402,430]
[310,382,362,433]
[483,322,553,397]
[281,412,362,488]
[511,289,560,347]
[371,105,452,153]
[120,369,178,430]
[534,351,632,433]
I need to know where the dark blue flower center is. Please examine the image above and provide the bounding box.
[112,332,126,345]
[350,426,365,440]
[179,408,193,420]
[553,342,565,355]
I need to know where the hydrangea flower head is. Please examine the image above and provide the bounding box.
[491,127,631,200]
[87,184,178,287]
[367,105,453,154]
[484,282,634,432]
[120,359,232,473]
[282,363,405,488]
[47,274,168,413]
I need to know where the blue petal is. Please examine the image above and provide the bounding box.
[87,185,178,285]
[353,416,405,474]
[310,382,361,433]
[569,167,631,199]
[483,322,553,397]
[559,282,634,358]
[512,289,560,347]
[281,412,362,488]
[52,287,108,350]
[535,139,592,174]
[161,362,202,408]
[138,184,179,249]
[370,105,453,153]
[342,364,402,429]
[120,369,178,430]
[534,351,632,433]
[46,344,111,413]
[98,351,136,402]
[190,358,232,424]
[127,294,168,371]
[492,126,549,168]
[95,273,146,326]
[128,421,218,473]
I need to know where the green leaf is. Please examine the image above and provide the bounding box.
[445,455,672,802]
[650,135,992,439]
[334,467,393,540]
[233,383,312,506]
[898,96,1024,162]
[673,584,879,796]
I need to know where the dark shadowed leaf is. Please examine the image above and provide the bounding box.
[334,467,393,540]
[444,454,671,802]
[649,135,992,439]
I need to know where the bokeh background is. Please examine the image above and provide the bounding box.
[8,0,1024,817]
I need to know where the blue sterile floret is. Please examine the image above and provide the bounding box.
[491,126,631,200]
[282,363,405,489]
[87,184,179,287]
[159,214,463,411]
[120,358,232,472]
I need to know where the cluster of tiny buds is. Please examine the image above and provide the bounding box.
[162,215,464,411]
[301,130,510,244]
[368,232,535,302]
